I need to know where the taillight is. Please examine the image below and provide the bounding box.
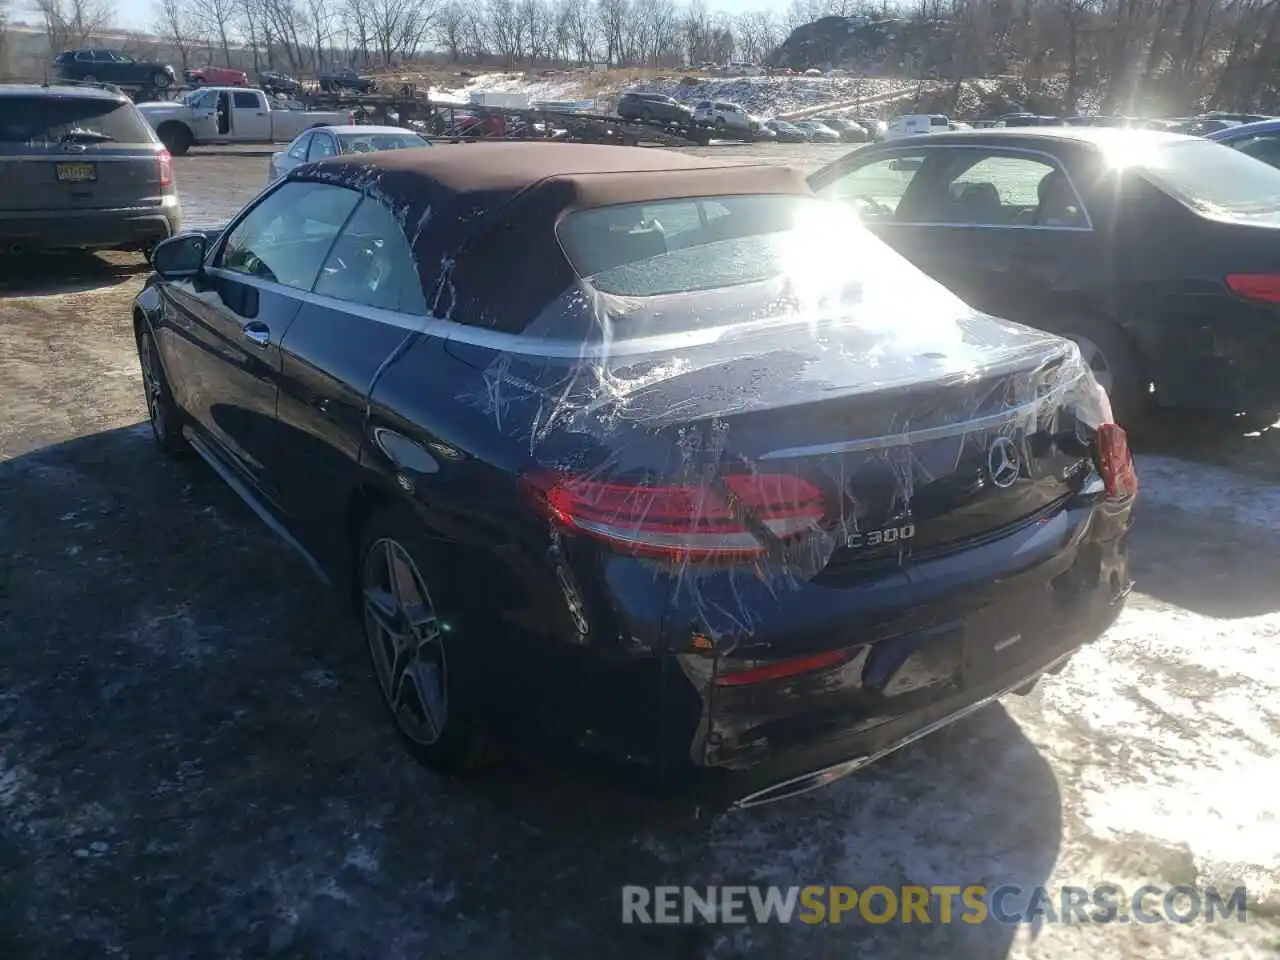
[155,148,172,187]
[713,648,853,687]
[1225,273,1280,303]
[525,471,826,562]
[1096,423,1137,499]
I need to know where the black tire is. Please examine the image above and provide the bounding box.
[1046,314,1148,428]
[357,505,488,772]
[136,324,188,459]
[157,123,192,156]
[81,74,97,83]
[153,72,172,89]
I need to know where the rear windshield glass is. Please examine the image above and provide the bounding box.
[1141,139,1280,217]
[338,132,428,152]
[544,195,963,340]
[0,96,152,146]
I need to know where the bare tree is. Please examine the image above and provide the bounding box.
[37,0,113,56]
[189,0,237,65]
[434,1,466,60]
[155,0,200,71]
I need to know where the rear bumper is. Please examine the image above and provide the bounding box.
[655,492,1133,811]
[0,204,180,251]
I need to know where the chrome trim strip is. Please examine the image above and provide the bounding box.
[756,388,1067,460]
[205,266,932,360]
[729,651,1073,810]
[183,426,332,586]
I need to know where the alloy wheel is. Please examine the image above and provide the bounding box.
[1070,334,1114,396]
[139,333,167,442]
[362,538,448,747]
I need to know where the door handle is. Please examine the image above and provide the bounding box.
[242,323,270,346]
[255,112,266,116]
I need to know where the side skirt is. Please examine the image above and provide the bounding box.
[183,424,333,588]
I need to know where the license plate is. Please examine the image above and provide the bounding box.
[55,163,96,183]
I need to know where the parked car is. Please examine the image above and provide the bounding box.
[1207,118,1280,168]
[809,127,1280,424]
[134,142,1135,811]
[317,67,376,94]
[616,91,694,124]
[185,65,248,87]
[1167,117,1240,136]
[259,70,303,96]
[692,99,754,135]
[54,49,175,90]
[816,117,868,142]
[993,113,1061,127]
[884,114,950,140]
[793,120,842,143]
[859,116,888,141]
[268,125,429,182]
[137,87,353,154]
[764,118,807,142]
[0,81,180,254]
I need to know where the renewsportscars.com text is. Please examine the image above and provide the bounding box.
[621,884,1248,925]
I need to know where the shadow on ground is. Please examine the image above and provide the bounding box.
[0,250,150,297]
[0,424,1063,959]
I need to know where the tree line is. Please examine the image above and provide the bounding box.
[21,0,1280,111]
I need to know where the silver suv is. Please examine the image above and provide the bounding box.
[0,81,182,255]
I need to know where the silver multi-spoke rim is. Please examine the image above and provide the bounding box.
[362,538,448,747]
[140,335,166,441]
[1071,334,1114,395]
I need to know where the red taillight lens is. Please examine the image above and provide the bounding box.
[155,148,172,187]
[713,648,853,687]
[1225,273,1280,303]
[527,471,826,562]
[1096,423,1137,499]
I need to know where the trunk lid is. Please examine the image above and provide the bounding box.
[448,307,1105,580]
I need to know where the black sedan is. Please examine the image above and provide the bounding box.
[810,127,1280,424]
[134,142,1135,811]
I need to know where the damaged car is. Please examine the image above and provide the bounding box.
[132,143,1136,811]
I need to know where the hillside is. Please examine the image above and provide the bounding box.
[769,15,962,76]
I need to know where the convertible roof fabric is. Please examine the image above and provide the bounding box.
[293,142,812,328]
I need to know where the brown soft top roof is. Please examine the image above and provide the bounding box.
[292,142,813,327]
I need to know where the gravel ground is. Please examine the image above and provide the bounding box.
[1,144,1278,959]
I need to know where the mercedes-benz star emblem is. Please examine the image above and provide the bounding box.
[987,436,1021,489]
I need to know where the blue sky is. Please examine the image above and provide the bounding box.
[110,0,786,32]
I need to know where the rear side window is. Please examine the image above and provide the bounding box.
[0,96,153,146]
[930,116,949,127]
[314,197,426,314]
[232,91,259,109]
[1142,140,1280,217]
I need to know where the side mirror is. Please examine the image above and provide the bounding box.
[888,158,923,173]
[151,232,207,280]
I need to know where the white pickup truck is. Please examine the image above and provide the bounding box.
[137,87,353,155]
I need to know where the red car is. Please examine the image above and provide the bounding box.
[184,65,248,87]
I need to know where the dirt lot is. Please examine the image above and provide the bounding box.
[1,145,1279,959]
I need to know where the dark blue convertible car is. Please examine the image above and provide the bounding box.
[133,142,1136,810]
